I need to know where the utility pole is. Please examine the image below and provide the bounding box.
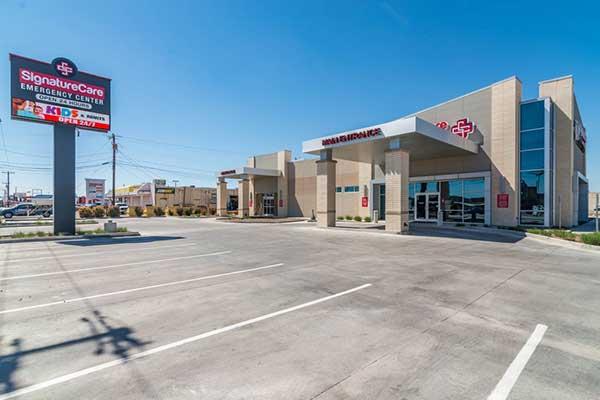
[596,193,600,232]
[3,171,14,207]
[111,133,117,206]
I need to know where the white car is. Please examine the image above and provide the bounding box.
[115,203,129,215]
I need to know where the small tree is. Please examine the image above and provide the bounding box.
[93,207,106,218]
[107,206,120,218]
[78,207,94,219]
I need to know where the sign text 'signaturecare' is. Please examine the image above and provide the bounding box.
[9,54,111,132]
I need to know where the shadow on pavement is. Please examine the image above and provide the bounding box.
[0,311,151,395]
[410,224,524,243]
[335,222,525,243]
[0,246,159,397]
[60,235,185,247]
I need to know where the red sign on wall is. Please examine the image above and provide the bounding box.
[362,196,368,207]
[497,193,509,208]
[435,118,476,139]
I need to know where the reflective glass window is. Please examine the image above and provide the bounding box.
[520,171,544,210]
[520,211,544,225]
[521,100,545,131]
[520,129,544,150]
[416,181,438,193]
[520,150,544,171]
[463,178,484,194]
[441,180,463,222]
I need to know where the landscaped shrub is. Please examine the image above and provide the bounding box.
[345,215,353,221]
[176,206,184,216]
[364,216,372,223]
[134,206,144,217]
[194,207,203,215]
[184,207,193,216]
[209,208,216,215]
[581,232,600,246]
[354,216,362,222]
[337,216,344,220]
[93,207,106,218]
[154,206,165,216]
[167,207,175,216]
[107,206,120,218]
[78,207,94,218]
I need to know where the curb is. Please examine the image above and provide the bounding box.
[428,224,600,252]
[0,231,140,245]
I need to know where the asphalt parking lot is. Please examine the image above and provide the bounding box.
[1,218,599,400]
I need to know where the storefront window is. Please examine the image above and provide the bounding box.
[442,180,463,222]
[416,181,438,193]
[408,183,415,220]
[463,178,485,224]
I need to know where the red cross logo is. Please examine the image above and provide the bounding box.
[56,62,73,76]
[436,121,449,130]
[451,118,475,139]
[52,58,78,78]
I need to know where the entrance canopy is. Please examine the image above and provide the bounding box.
[217,167,281,180]
[302,116,479,163]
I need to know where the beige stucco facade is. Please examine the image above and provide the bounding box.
[220,75,588,229]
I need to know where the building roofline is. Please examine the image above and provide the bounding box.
[538,75,573,85]
[303,75,521,146]
[403,75,521,118]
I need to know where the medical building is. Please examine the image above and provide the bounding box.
[216,75,588,232]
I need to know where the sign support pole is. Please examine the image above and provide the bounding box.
[53,124,76,235]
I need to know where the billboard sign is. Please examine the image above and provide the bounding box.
[155,187,176,195]
[85,178,106,203]
[10,54,111,132]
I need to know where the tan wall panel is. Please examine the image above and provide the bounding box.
[489,78,520,226]
[540,77,574,227]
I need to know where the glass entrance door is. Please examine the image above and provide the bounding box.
[416,193,439,221]
[416,193,427,220]
[263,194,275,216]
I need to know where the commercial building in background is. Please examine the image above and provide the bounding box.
[217,75,588,230]
[84,178,106,205]
[111,179,237,210]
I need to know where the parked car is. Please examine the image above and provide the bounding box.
[115,202,129,215]
[0,203,52,218]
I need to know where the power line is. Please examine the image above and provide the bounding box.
[115,134,248,155]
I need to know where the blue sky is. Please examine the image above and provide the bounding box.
[0,0,598,194]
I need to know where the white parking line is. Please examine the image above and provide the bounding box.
[0,283,371,400]
[2,242,199,263]
[0,263,284,315]
[487,324,548,400]
[0,251,231,281]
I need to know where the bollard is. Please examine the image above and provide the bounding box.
[104,220,117,233]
